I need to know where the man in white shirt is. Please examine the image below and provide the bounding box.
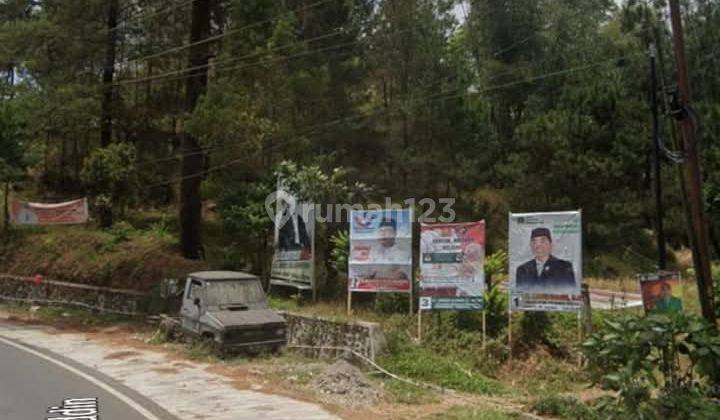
[368,218,409,280]
[369,218,409,263]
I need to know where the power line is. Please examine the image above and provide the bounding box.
[133,49,635,169]
[112,13,544,90]
[114,29,354,86]
[112,0,337,69]
[136,52,636,189]
[108,0,197,34]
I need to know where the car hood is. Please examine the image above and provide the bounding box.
[206,309,286,329]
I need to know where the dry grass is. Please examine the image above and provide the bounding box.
[0,224,206,290]
[584,276,640,293]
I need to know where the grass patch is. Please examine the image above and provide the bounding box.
[182,339,221,362]
[0,224,206,290]
[379,339,505,396]
[253,351,327,387]
[1,302,139,328]
[425,405,519,419]
[382,379,440,405]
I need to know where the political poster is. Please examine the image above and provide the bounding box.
[509,211,582,312]
[10,198,89,225]
[270,191,315,291]
[418,221,485,311]
[638,271,683,314]
[349,208,412,293]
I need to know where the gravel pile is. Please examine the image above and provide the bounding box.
[311,359,383,407]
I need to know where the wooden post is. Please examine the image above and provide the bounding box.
[577,309,583,367]
[482,310,487,349]
[581,283,593,338]
[668,0,717,325]
[417,309,423,342]
[577,310,582,342]
[507,305,513,359]
[347,290,352,315]
[408,287,413,316]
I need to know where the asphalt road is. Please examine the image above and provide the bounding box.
[0,326,175,420]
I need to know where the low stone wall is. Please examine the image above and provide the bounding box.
[280,311,386,362]
[0,274,148,315]
[0,275,387,360]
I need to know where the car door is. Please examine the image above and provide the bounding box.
[181,278,203,334]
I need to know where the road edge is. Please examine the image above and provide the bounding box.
[0,330,177,420]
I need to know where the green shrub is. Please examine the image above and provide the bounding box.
[483,282,509,338]
[581,312,720,418]
[108,221,134,242]
[374,293,410,314]
[484,251,509,337]
[329,229,349,274]
[81,143,137,227]
[531,395,597,419]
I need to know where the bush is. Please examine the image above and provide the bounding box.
[532,395,596,419]
[108,221,134,242]
[581,312,720,418]
[484,251,509,337]
[330,229,349,274]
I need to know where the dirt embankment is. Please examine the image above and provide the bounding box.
[0,226,206,291]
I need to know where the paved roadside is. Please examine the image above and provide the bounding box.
[0,334,174,420]
[0,320,338,420]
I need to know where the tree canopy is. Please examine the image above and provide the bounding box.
[1,0,719,275]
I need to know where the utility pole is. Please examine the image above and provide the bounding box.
[648,44,667,270]
[668,0,717,324]
[180,0,211,259]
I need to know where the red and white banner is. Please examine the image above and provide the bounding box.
[10,198,89,225]
[419,221,485,311]
[349,209,413,293]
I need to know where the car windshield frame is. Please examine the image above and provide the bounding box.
[203,280,266,309]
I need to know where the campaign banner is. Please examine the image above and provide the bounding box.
[349,209,412,293]
[10,198,89,225]
[509,211,582,312]
[638,271,683,314]
[270,193,315,290]
[418,221,485,311]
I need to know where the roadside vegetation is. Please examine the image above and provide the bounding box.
[2,0,720,418]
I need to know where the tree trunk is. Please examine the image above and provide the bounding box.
[100,0,119,147]
[3,182,9,233]
[180,0,211,259]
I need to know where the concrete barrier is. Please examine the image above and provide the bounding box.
[280,311,386,362]
[0,274,148,315]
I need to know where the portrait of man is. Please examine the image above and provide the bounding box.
[652,281,682,313]
[367,217,409,280]
[277,202,311,255]
[515,227,575,291]
[349,209,413,292]
[369,217,408,263]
